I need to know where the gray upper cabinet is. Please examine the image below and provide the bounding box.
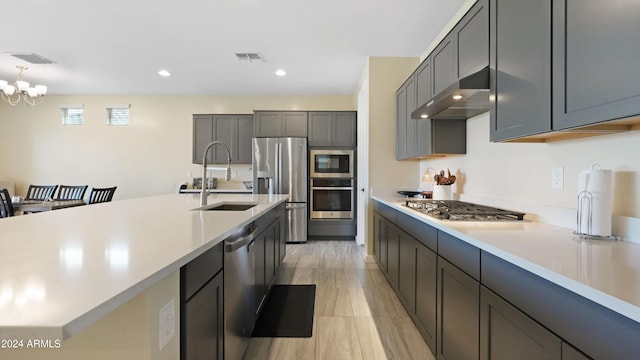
[236,115,254,163]
[396,76,417,160]
[192,114,254,164]
[432,32,457,96]
[552,0,640,130]
[308,111,357,147]
[415,57,432,108]
[395,0,489,159]
[193,115,215,164]
[456,0,488,79]
[414,59,434,158]
[254,111,308,137]
[489,0,552,142]
[396,69,466,160]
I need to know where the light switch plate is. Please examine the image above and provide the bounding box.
[551,167,564,190]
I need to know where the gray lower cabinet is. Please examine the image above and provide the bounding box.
[253,111,308,137]
[180,242,224,360]
[552,0,640,130]
[308,111,356,147]
[489,0,552,141]
[482,251,638,360]
[276,204,286,268]
[397,231,415,312]
[414,241,437,353]
[562,343,590,360]
[254,207,282,317]
[372,201,639,359]
[480,286,561,360]
[437,257,479,360]
[373,212,387,272]
[386,223,400,290]
[192,114,253,164]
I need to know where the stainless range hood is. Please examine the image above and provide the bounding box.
[411,66,489,120]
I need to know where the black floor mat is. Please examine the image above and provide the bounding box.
[252,284,316,338]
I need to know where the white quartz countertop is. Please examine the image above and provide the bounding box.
[0,193,288,341]
[372,192,640,324]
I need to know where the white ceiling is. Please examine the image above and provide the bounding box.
[0,0,466,96]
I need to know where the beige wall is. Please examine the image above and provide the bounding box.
[367,57,421,191]
[9,271,180,360]
[0,95,355,199]
[359,57,421,254]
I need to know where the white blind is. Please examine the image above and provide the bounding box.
[106,107,129,125]
[61,107,84,125]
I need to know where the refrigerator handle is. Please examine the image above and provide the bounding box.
[286,203,306,210]
[277,142,283,194]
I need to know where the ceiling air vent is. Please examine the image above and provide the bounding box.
[7,52,56,64]
[235,52,264,63]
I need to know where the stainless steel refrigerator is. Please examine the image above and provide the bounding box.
[252,137,307,243]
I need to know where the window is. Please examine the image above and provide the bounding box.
[60,105,84,125]
[106,105,130,125]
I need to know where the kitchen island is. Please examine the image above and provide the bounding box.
[372,190,640,359]
[0,193,288,359]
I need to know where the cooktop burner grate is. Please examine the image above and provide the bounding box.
[404,200,525,221]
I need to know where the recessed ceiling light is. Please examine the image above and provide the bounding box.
[452,94,463,100]
[158,70,171,77]
[275,69,287,77]
[420,114,429,119]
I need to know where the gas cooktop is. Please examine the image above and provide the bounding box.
[404,200,525,221]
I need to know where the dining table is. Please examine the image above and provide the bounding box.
[12,199,86,213]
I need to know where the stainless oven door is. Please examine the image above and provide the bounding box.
[310,186,354,219]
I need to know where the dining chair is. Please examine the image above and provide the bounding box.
[24,185,58,201]
[55,185,89,200]
[0,188,14,218]
[87,186,117,204]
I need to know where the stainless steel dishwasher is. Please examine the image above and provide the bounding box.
[224,223,258,360]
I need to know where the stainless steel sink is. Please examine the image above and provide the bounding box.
[193,202,257,211]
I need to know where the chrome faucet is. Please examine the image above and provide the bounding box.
[201,141,232,206]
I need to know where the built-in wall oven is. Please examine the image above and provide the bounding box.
[310,178,354,219]
[310,149,354,178]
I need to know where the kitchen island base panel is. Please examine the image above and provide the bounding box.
[1,271,179,360]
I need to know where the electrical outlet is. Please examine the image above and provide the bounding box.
[231,170,237,178]
[159,299,175,350]
[551,167,564,190]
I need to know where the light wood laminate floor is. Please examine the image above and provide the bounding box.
[243,240,434,360]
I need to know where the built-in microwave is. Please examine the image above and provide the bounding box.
[310,149,354,178]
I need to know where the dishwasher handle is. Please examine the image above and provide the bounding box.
[225,224,259,252]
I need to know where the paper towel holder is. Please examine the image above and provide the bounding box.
[574,190,620,241]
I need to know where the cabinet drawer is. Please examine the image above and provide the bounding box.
[437,231,480,281]
[181,242,224,301]
[397,211,437,251]
[373,200,397,224]
[481,251,640,360]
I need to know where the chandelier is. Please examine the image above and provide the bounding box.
[0,65,47,106]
